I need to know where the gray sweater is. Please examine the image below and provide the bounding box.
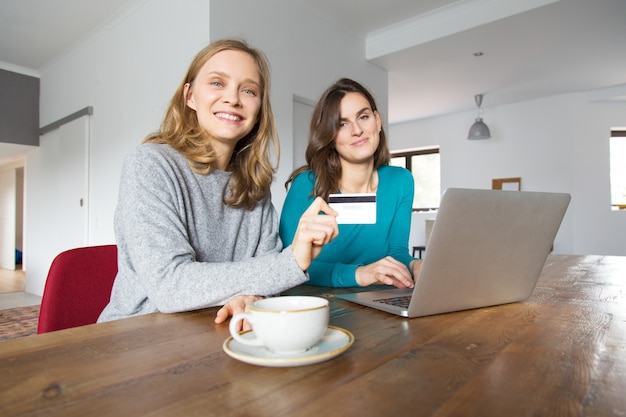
[98,143,307,322]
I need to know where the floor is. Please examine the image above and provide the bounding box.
[0,266,25,292]
[0,267,41,309]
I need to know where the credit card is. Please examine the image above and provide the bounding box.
[328,193,376,224]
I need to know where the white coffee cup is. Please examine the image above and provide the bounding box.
[229,296,329,354]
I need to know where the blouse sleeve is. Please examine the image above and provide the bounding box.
[386,167,417,271]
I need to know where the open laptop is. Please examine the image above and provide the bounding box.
[337,188,571,317]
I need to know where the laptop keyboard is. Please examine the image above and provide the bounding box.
[373,295,412,308]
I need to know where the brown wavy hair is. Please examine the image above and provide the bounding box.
[144,39,279,210]
[285,78,390,199]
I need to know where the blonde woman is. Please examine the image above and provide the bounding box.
[99,39,337,325]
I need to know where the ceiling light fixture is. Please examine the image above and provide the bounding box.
[467,94,491,140]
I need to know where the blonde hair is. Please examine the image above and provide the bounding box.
[145,39,279,209]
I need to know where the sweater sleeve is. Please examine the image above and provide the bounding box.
[100,145,307,321]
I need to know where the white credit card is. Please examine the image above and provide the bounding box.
[328,193,376,224]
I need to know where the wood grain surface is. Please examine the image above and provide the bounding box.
[1,255,624,417]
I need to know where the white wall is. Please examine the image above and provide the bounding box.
[391,87,626,256]
[25,0,386,295]
[38,0,211,246]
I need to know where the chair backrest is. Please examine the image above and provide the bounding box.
[37,245,118,334]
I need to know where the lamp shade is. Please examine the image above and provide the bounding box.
[467,117,491,140]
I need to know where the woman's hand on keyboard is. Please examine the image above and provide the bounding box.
[356,256,414,288]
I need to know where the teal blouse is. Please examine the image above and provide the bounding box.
[279,165,416,287]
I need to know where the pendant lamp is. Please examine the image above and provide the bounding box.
[467,94,491,140]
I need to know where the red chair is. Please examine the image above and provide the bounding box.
[37,245,118,334]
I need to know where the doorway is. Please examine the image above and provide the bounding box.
[0,165,24,293]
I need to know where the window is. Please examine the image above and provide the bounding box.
[391,147,440,211]
[610,129,626,211]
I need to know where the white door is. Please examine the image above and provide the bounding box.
[24,115,88,295]
[54,117,89,246]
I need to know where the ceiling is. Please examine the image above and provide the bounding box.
[1,0,626,163]
[303,0,626,122]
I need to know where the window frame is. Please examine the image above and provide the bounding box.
[391,147,440,212]
[610,129,626,211]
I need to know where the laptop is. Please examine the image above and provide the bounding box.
[337,188,571,317]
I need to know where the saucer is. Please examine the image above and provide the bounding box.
[223,325,354,367]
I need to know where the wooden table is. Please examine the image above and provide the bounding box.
[1,255,625,416]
